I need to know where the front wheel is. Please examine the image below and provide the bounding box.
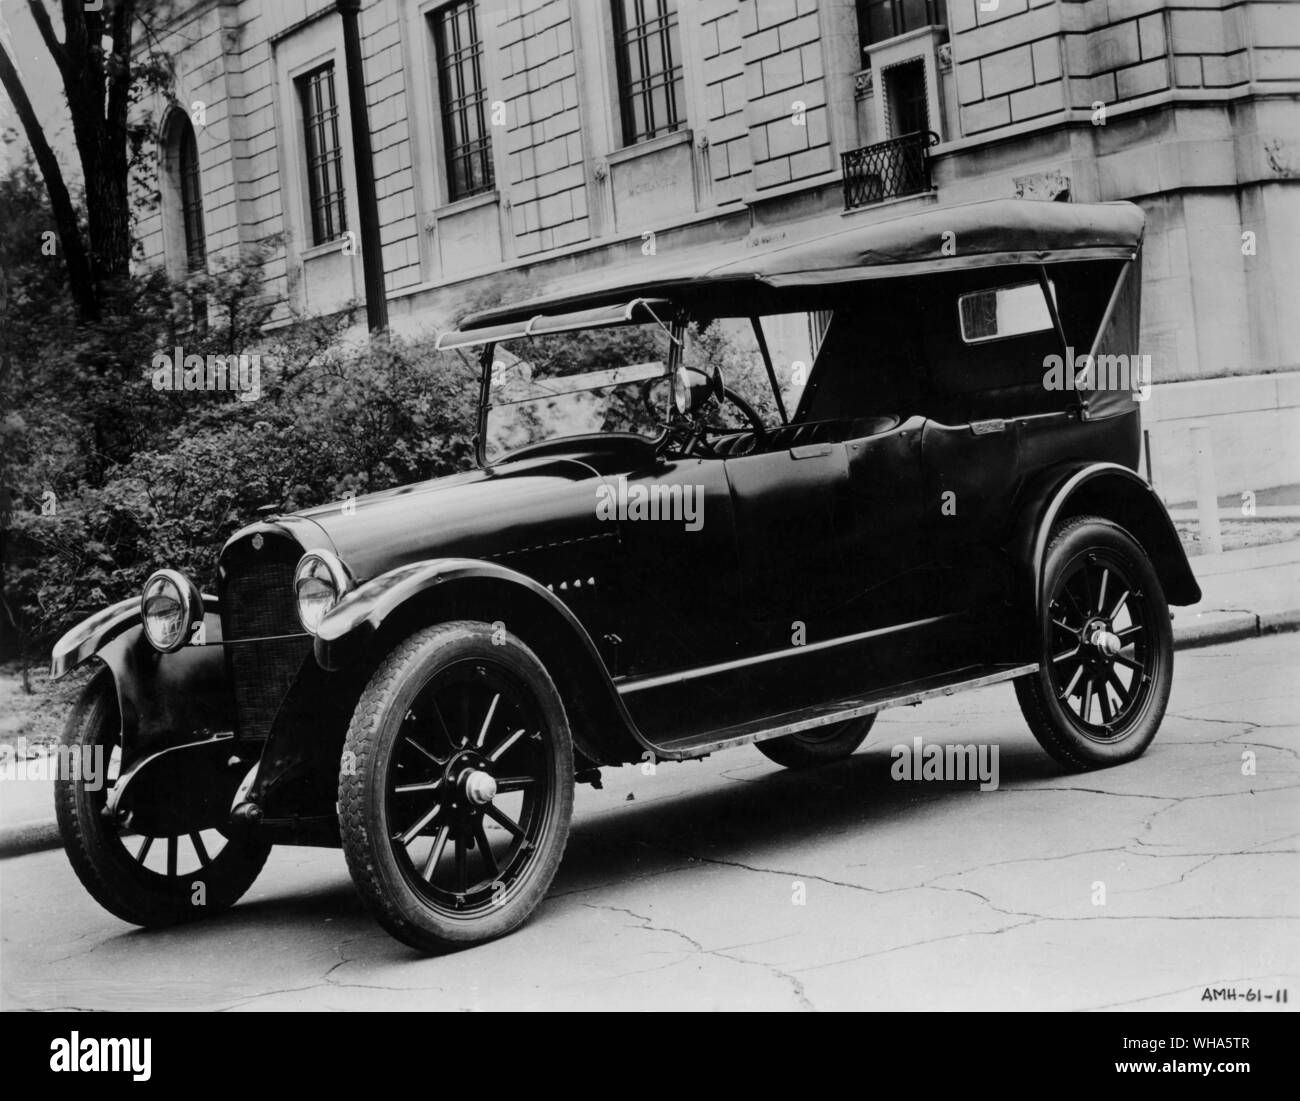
[339,622,574,953]
[1015,515,1174,771]
[55,667,271,927]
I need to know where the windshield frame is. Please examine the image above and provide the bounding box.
[472,309,789,468]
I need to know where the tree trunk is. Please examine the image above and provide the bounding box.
[9,0,140,307]
[0,40,97,320]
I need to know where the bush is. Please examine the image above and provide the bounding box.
[2,329,483,658]
[0,153,481,666]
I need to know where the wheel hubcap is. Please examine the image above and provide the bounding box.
[1089,627,1121,657]
[462,769,497,806]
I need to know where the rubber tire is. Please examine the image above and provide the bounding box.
[338,621,574,954]
[1014,515,1174,772]
[756,714,877,769]
[55,667,271,927]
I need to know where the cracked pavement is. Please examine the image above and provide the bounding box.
[2,634,1297,1011]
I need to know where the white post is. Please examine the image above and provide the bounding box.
[1189,421,1223,555]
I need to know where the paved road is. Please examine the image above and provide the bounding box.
[3,635,1297,1011]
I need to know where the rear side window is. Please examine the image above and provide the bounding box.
[957,280,1055,344]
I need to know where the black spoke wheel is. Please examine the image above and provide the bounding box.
[1015,515,1174,771]
[339,622,574,953]
[55,667,271,927]
[756,714,876,769]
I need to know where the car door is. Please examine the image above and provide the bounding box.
[608,454,743,678]
[723,418,941,708]
[838,416,931,629]
[837,415,966,688]
[919,416,1022,614]
[608,454,761,745]
[722,439,851,651]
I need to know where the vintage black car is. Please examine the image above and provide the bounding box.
[51,198,1200,953]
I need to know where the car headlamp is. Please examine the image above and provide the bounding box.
[141,569,203,653]
[294,550,351,635]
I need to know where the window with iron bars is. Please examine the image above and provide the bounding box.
[432,0,494,202]
[857,0,947,54]
[298,64,347,246]
[178,122,206,271]
[611,0,685,146]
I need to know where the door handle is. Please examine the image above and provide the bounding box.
[790,444,832,459]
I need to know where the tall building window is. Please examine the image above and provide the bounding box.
[177,121,207,271]
[432,0,494,202]
[298,64,347,245]
[857,0,947,52]
[611,0,684,145]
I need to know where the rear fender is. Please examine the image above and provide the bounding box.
[1006,462,1201,615]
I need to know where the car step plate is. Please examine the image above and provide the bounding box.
[648,662,1039,760]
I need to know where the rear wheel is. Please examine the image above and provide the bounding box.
[55,667,271,927]
[339,622,574,953]
[756,714,877,769]
[1015,515,1174,771]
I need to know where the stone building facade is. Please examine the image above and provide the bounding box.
[135,0,1300,496]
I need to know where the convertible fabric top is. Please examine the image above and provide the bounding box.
[457,199,1144,332]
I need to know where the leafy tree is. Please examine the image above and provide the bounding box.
[0,0,172,317]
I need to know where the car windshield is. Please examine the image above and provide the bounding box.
[483,316,814,462]
[485,323,674,462]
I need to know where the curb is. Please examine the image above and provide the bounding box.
[4,609,1299,861]
[0,818,62,860]
[1173,608,1300,649]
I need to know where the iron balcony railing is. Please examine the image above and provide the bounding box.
[841,131,940,210]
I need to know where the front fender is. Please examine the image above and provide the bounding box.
[1006,462,1201,614]
[314,558,650,766]
[51,596,143,679]
[49,597,233,771]
[316,558,607,672]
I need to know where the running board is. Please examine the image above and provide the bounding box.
[645,662,1039,761]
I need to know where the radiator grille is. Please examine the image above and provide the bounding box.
[226,559,297,640]
[224,554,312,740]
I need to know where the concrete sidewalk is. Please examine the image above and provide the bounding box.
[1171,538,1300,647]
[4,539,1298,860]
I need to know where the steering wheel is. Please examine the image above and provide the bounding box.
[643,372,770,457]
[659,387,769,458]
[711,387,769,455]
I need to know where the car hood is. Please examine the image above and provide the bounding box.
[290,453,615,581]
